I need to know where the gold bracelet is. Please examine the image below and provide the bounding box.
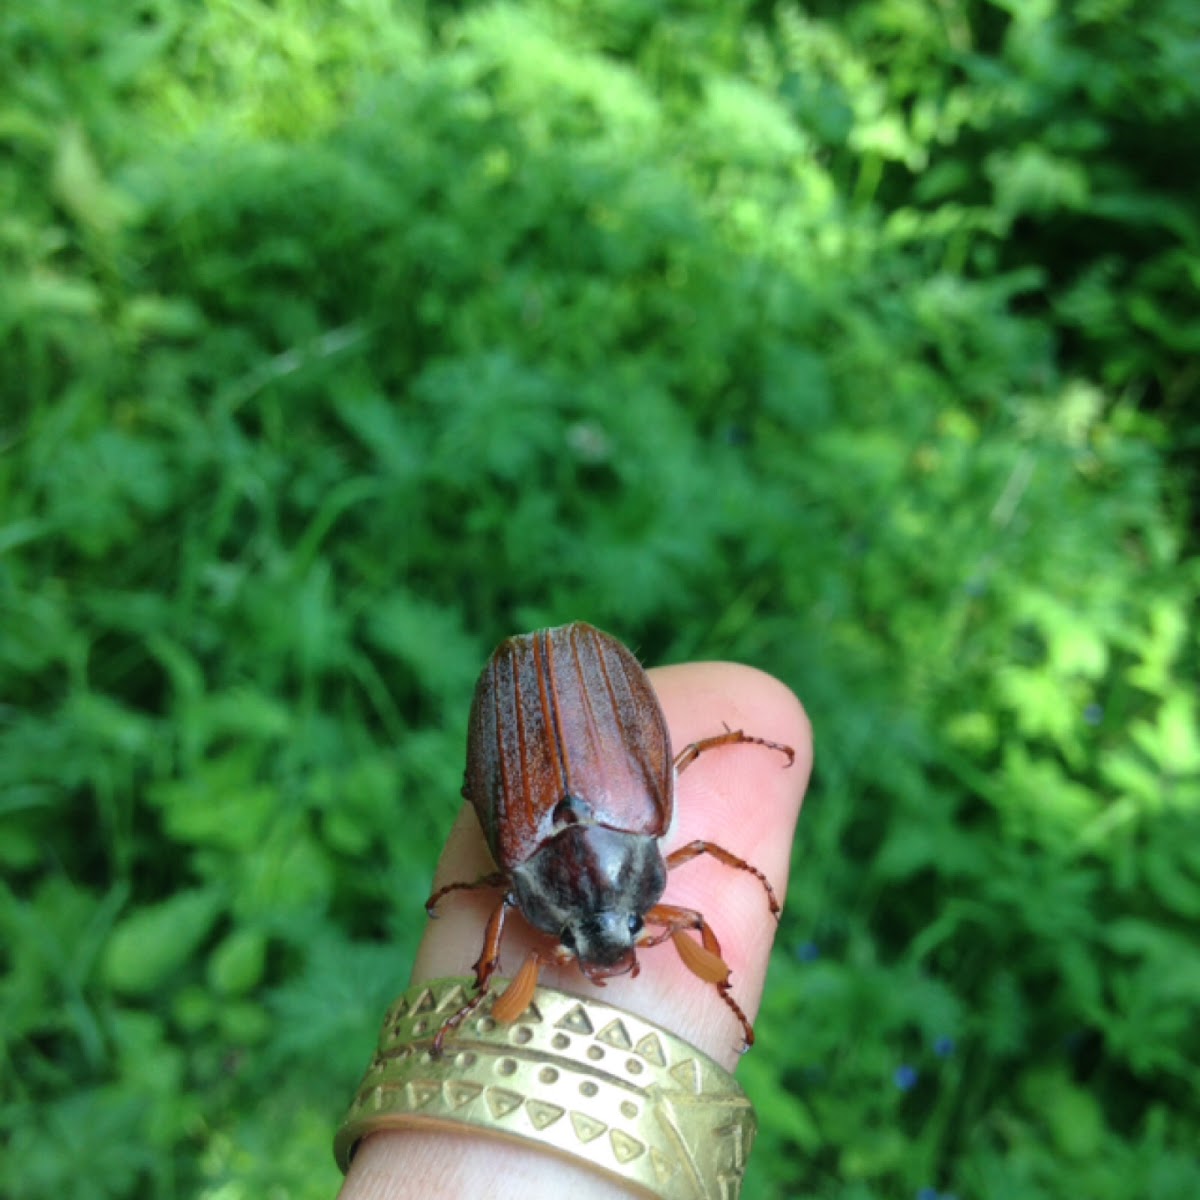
[334,977,757,1200]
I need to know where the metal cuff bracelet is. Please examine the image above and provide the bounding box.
[334,976,757,1200]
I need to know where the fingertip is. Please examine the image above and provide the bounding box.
[412,655,813,1071]
[640,660,812,1064]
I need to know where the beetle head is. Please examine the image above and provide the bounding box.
[510,825,667,974]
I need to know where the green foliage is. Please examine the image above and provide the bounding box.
[2,1,1197,1197]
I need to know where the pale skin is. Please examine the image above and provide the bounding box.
[337,661,813,1200]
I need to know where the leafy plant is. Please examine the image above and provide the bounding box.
[1,2,1196,1198]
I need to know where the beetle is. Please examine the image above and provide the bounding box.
[426,621,793,1054]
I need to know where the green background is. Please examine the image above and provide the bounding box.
[2,1,1198,1197]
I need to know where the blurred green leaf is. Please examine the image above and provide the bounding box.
[102,887,224,997]
[208,927,268,996]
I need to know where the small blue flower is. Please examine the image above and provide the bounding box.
[894,1064,919,1091]
[933,1035,956,1058]
[1083,703,1103,726]
[794,940,820,963]
[916,1189,939,1200]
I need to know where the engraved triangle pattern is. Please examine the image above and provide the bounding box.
[335,977,757,1200]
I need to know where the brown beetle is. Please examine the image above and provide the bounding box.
[426,621,793,1053]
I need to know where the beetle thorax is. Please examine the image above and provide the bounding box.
[510,825,667,974]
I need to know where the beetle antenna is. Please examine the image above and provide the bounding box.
[492,952,542,1023]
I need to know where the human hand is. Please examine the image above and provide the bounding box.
[338,659,812,1199]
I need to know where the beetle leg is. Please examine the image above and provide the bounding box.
[665,839,781,919]
[640,902,755,1050]
[425,871,508,917]
[639,902,724,955]
[672,727,794,775]
[431,894,512,1056]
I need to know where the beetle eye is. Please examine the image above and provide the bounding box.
[628,915,643,937]
[560,927,577,951]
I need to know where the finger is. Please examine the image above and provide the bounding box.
[339,660,812,1200]
[413,660,811,1063]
